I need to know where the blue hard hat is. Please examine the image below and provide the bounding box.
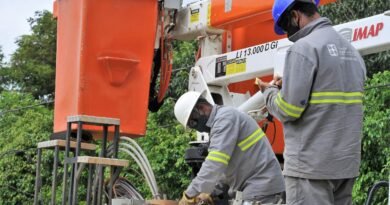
[272,0,320,35]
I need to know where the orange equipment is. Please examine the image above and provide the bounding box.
[52,0,336,151]
[53,0,158,138]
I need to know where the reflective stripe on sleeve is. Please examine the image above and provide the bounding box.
[275,92,305,118]
[238,129,265,151]
[206,150,230,165]
[310,92,363,104]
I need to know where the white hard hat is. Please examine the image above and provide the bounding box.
[174,91,202,127]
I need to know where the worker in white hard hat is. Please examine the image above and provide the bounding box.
[174,91,285,205]
[259,0,366,204]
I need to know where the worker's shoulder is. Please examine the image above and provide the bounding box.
[290,26,345,55]
[301,26,342,47]
[215,106,240,119]
[287,39,316,62]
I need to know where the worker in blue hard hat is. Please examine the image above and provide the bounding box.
[258,0,366,204]
[272,0,320,38]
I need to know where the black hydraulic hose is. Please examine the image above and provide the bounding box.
[148,48,165,112]
[364,181,389,205]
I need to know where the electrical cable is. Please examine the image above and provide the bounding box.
[0,100,53,115]
[172,67,189,72]
[262,122,269,133]
[120,137,159,197]
[118,146,158,197]
[364,181,389,205]
[106,146,156,199]
[112,177,144,200]
[120,138,157,182]
[148,48,164,112]
[107,140,159,198]
[109,137,160,199]
[365,83,390,90]
[261,114,277,145]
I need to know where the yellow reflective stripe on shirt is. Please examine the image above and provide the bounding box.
[206,156,228,165]
[311,92,363,97]
[238,129,265,151]
[277,92,305,112]
[310,99,362,104]
[238,129,261,147]
[206,151,230,165]
[241,133,264,151]
[275,92,304,118]
[310,92,363,104]
[275,99,300,118]
[209,151,230,161]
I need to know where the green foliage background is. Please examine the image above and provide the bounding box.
[0,92,53,204]
[0,11,56,99]
[0,0,388,204]
[121,99,193,200]
[354,71,390,205]
[320,2,390,204]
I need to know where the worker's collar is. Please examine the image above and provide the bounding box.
[206,105,219,128]
[288,17,332,42]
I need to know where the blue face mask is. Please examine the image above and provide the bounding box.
[188,108,210,133]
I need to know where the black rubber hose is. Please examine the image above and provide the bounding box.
[364,180,389,205]
[148,48,165,112]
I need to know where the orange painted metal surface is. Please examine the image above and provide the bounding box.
[53,0,158,138]
[211,0,336,154]
[211,0,274,29]
[210,0,336,30]
[212,0,337,49]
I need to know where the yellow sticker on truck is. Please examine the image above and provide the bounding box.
[226,58,246,75]
[190,9,200,23]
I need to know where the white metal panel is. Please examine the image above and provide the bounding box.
[165,0,183,9]
[171,0,224,40]
[196,40,289,86]
[334,10,390,56]
[195,12,390,86]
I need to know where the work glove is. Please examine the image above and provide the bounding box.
[178,192,214,205]
[196,193,214,205]
[178,192,196,205]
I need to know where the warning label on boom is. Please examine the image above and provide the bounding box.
[226,58,246,75]
[190,9,200,23]
[215,56,247,78]
[215,55,227,77]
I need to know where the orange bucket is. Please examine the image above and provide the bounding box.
[53,0,158,138]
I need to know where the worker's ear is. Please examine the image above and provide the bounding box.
[290,10,301,27]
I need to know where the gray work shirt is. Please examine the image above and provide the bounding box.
[264,17,366,179]
[186,105,285,200]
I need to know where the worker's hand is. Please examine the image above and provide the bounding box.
[196,193,214,205]
[256,78,271,92]
[179,192,196,205]
[178,192,214,205]
[273,75,282,88]
[256,75,282,92]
